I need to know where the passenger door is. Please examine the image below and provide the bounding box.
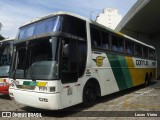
[60,38,78,108]
[60,38,87,108]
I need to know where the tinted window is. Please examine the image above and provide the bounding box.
[126,40,134,54]
[62,16,86,39]
[90,27,101,47]
[101,31,109,49]
[135,44,142,56]
[149,49,155,59]
[143,46,148,58]
[111,36,118,52]
[19,16,62,39]
[111,36,124,52]
[119,38,124,52]
[0,43,12,66]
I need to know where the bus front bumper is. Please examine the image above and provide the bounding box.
[9,88,61,110]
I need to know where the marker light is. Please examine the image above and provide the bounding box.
[3,79,6,82]
[50,87,56,92]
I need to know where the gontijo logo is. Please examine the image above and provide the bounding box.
[93,56,105,67]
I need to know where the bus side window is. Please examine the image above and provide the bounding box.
[119,38,124,52]
[111,35,118,52]
[62,16,86,39]
[149,49,154,59]
[101,31,109,50]
[135,44,142,57]
[90,26,101,48]
[143,46,148,58]
[125,40,134,54]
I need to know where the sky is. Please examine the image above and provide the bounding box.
[0,0,137,38]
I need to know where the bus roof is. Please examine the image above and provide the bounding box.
[21,11,88,27]
[20,11,155,50]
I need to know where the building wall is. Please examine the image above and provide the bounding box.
[96,8,122,29]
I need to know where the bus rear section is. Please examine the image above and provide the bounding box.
[0,39,14,95]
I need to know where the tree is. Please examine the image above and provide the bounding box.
[0,35,4,40]
[0,22,2,31]
[0,22,5,40]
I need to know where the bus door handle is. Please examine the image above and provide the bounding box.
[106,79,110,81]
[63,86,70,88]
[75,84,81,86]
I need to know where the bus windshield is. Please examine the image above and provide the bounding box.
[10,37,59,80]
[0,41,12,77]
[0,42,11,66]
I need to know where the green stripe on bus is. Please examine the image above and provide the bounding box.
[117,56,133,88]
[29,82,37,87]
[23,81,37,86]
[107,54,127,90]
[23,81,31,86]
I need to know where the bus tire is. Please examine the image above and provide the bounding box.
[149,72,153,83]
[144,73,150,87]
[83,82,96,107]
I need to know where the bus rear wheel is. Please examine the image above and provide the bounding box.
[144,74,151,87]
[83,83,96,107]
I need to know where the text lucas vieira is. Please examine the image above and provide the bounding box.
[135,112,158,117]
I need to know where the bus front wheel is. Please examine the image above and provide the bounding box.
[83,83,96,107]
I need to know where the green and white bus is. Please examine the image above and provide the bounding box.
[9,11,157,110]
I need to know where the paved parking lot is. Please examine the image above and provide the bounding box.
[0,80,160,120]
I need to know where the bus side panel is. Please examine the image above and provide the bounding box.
[125,56,144,86]
[107,54,130,90]
[125,56,156,86]
[117,56,133,88]
[92,52,120,96]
